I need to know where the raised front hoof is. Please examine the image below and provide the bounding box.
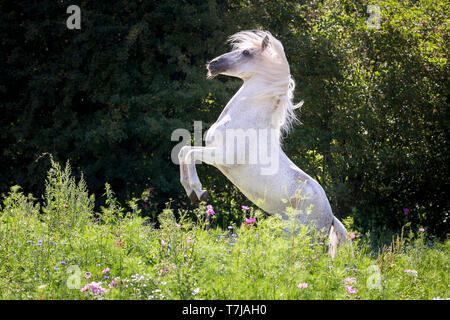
[199,190,209,202]
[188,191,199,204]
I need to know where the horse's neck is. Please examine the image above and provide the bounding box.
[218,78,281,126]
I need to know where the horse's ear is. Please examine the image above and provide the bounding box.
[261,35,269,52]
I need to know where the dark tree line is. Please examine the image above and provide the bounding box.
[1,0,448,237]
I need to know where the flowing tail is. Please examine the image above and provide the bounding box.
[328,216,349,258]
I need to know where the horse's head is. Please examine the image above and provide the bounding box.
[206,30,289,81]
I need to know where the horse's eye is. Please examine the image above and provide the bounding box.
[243,50,250,56]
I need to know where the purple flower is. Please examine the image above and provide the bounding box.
[403,208,410,213]
[60,262,66,265]
[241,205,250,211]
[80,282,107,295]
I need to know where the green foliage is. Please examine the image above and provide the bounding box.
[0,0,448,237]
[0,161,448,299]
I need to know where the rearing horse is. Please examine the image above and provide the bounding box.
[178,30,348,256]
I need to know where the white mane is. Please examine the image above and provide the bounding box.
[228,30,303,135]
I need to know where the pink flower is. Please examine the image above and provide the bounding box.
[241,205,250,211]
[175,223,181,228]
[116,241,122,246]
[346,286,358,294]
[102,267,110,274]
[206,204,215,216]
[187,237,194,243]
[62,203,67,208]
[347,232,356,240]
[244,217,256,226]
[418,228,425,232]
[344,277,357,285]
[161,239,166,246]
[297,283,308,289]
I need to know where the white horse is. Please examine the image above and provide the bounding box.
[178,30,348,256]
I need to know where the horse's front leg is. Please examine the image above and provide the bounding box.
[181,146,225,203]
[178,146,196,203]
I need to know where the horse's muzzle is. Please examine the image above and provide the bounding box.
[207,58,228,76]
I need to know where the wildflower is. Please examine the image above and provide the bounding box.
[187,238,194,243]
[102,267,110,274]
[403,208,410,213]
[109,277,119,288]
[142,203,148,208]
[344,277,358,285]
[403,269,418,277]
[228,226,233,229]
[418,228,425,232]
[26,240,32,244]
[244,217,256,226]
[175,223,181,228]
[80,282,107,295]
[161,239,166,246]
[68,224,72,227]
[104,275,109,279]
[231,233,237,237]
[85,272,91,279]
[347,232,356,240]
[54,267,58,271]
[116,241,123,246]
[241,205,250,211]
[297,283,308,289]
[60,262,66,265]
[206,204,215,216]
[37,240,42,246]
[192,288,200,295]
[63,243,68,245]
[260,251,266,255]
[63,203,67,208]
[346,286,358,294]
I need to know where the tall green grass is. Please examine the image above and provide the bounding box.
[0,161,448,300]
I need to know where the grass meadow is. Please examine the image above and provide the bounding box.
[0,161,448,300]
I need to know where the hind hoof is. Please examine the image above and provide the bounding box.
[199,190,209,202]
[188,191,199,204]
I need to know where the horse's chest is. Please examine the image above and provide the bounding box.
[205,115,233,147]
